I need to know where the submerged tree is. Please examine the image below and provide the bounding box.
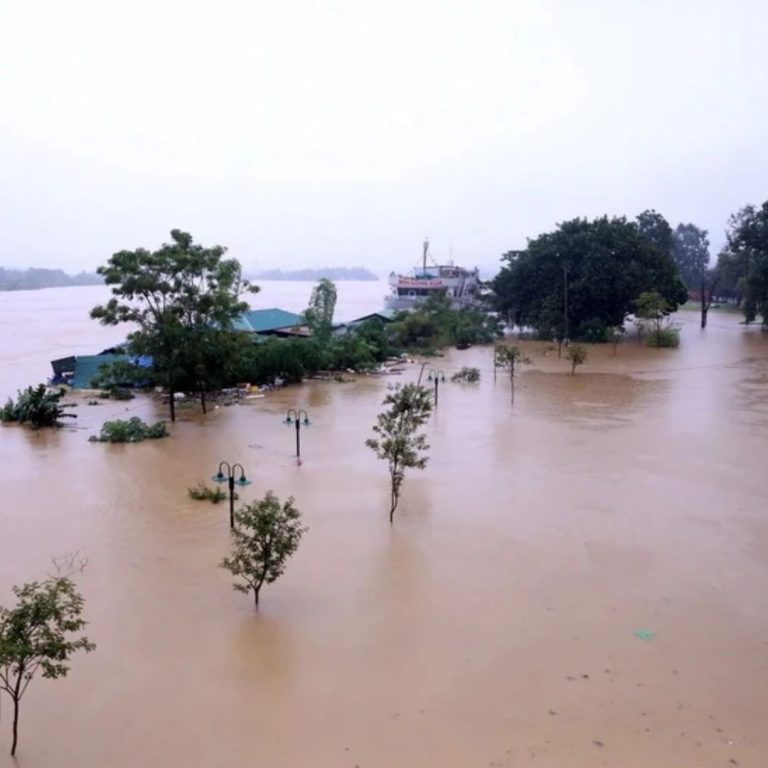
[495,345,530,401]
[634,291,673,347]
[0,577,95,756]
[0,385,76,428]
[366,383,432,523]
[220,492,307,608]
[566,343,588,374]
[492,216,687,339]
[91,230,257,421]
[722,201,768,324]
[672,223,715,327]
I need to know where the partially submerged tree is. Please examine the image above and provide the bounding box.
[722,201,768,324]
[91,230,257,421]
[492,216,687,339]
[494,345,530,401]
[451,367,481,383]
[0,577,95,756]
[303,278,338,343]
[0,385,76,428]
[672,223,714,327]
[566,343,588,374]
[220,492,307,608]
[634,291,674,347]
[366,383,432,523]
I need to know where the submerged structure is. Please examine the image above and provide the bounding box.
[385,240,481,311]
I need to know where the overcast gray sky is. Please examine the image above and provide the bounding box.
[1,0,766,275]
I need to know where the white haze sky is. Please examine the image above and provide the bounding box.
[1,0,767,275]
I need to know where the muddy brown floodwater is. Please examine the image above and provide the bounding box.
[1,305,767,767]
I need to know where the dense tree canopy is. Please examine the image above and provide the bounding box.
[492,216,687,339]
[721,201,768,323]
[91,230,257,419]
[636,209,674,259]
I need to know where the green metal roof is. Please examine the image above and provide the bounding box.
[71,354,128,389]
[238,308,303,333]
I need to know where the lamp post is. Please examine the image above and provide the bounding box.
[427,368,445,407]
[212,461,252,529]
[284,409,310,462]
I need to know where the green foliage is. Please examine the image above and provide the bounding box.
[366,383,432,522]
[0,385,76,428]
[89,416,168,443]
[90,360,148,393]
[722,201,768,323]
[636,209,674,258]
[495,346,530,375]
[220,491,307,608]
[672,223,710,292]
[646,327,680,348]
[90,229,258,420]
[389,293,502,350]
[566,343,588,373]
[451,367,481,383]
[634,291,678,348]
[188,482,229,503]
[0,577,95,755]
[492,215,687,335]
[574,317,608,343]
[303,278,337,342]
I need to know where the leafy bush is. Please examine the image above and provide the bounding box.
[451,367,481,383]
[0,385,76,428]
[89,416,168,443]
[187,482,233,504]
[566,343,588,373]
[646,327,680,348]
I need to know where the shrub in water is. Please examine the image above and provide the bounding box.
[646,327,680,348]
[0,385,76,428]
[187,482,233,504]
[451,367,481,383]
[89,416,168,443]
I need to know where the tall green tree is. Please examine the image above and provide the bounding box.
[672,223,716,327]
[303,278,337,342]
[91,230,257,420]
[492,216,687,339]
[672,223,710,290]
[723,202,768,324]
[220,492,307,608]
[366,383,432,523]
[0,578,95,756]
[636,209,674,259]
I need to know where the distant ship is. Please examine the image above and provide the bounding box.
[385,240,482,311]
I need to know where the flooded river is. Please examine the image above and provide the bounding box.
[1,287,767,767]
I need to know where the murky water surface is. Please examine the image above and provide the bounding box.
[1,288,767,767]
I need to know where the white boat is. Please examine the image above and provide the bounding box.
[385,240,482,311]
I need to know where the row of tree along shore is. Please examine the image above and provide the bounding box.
[491,203,768,336]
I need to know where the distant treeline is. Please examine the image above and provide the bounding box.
[0,267,103,291]
[250,267,378,281]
